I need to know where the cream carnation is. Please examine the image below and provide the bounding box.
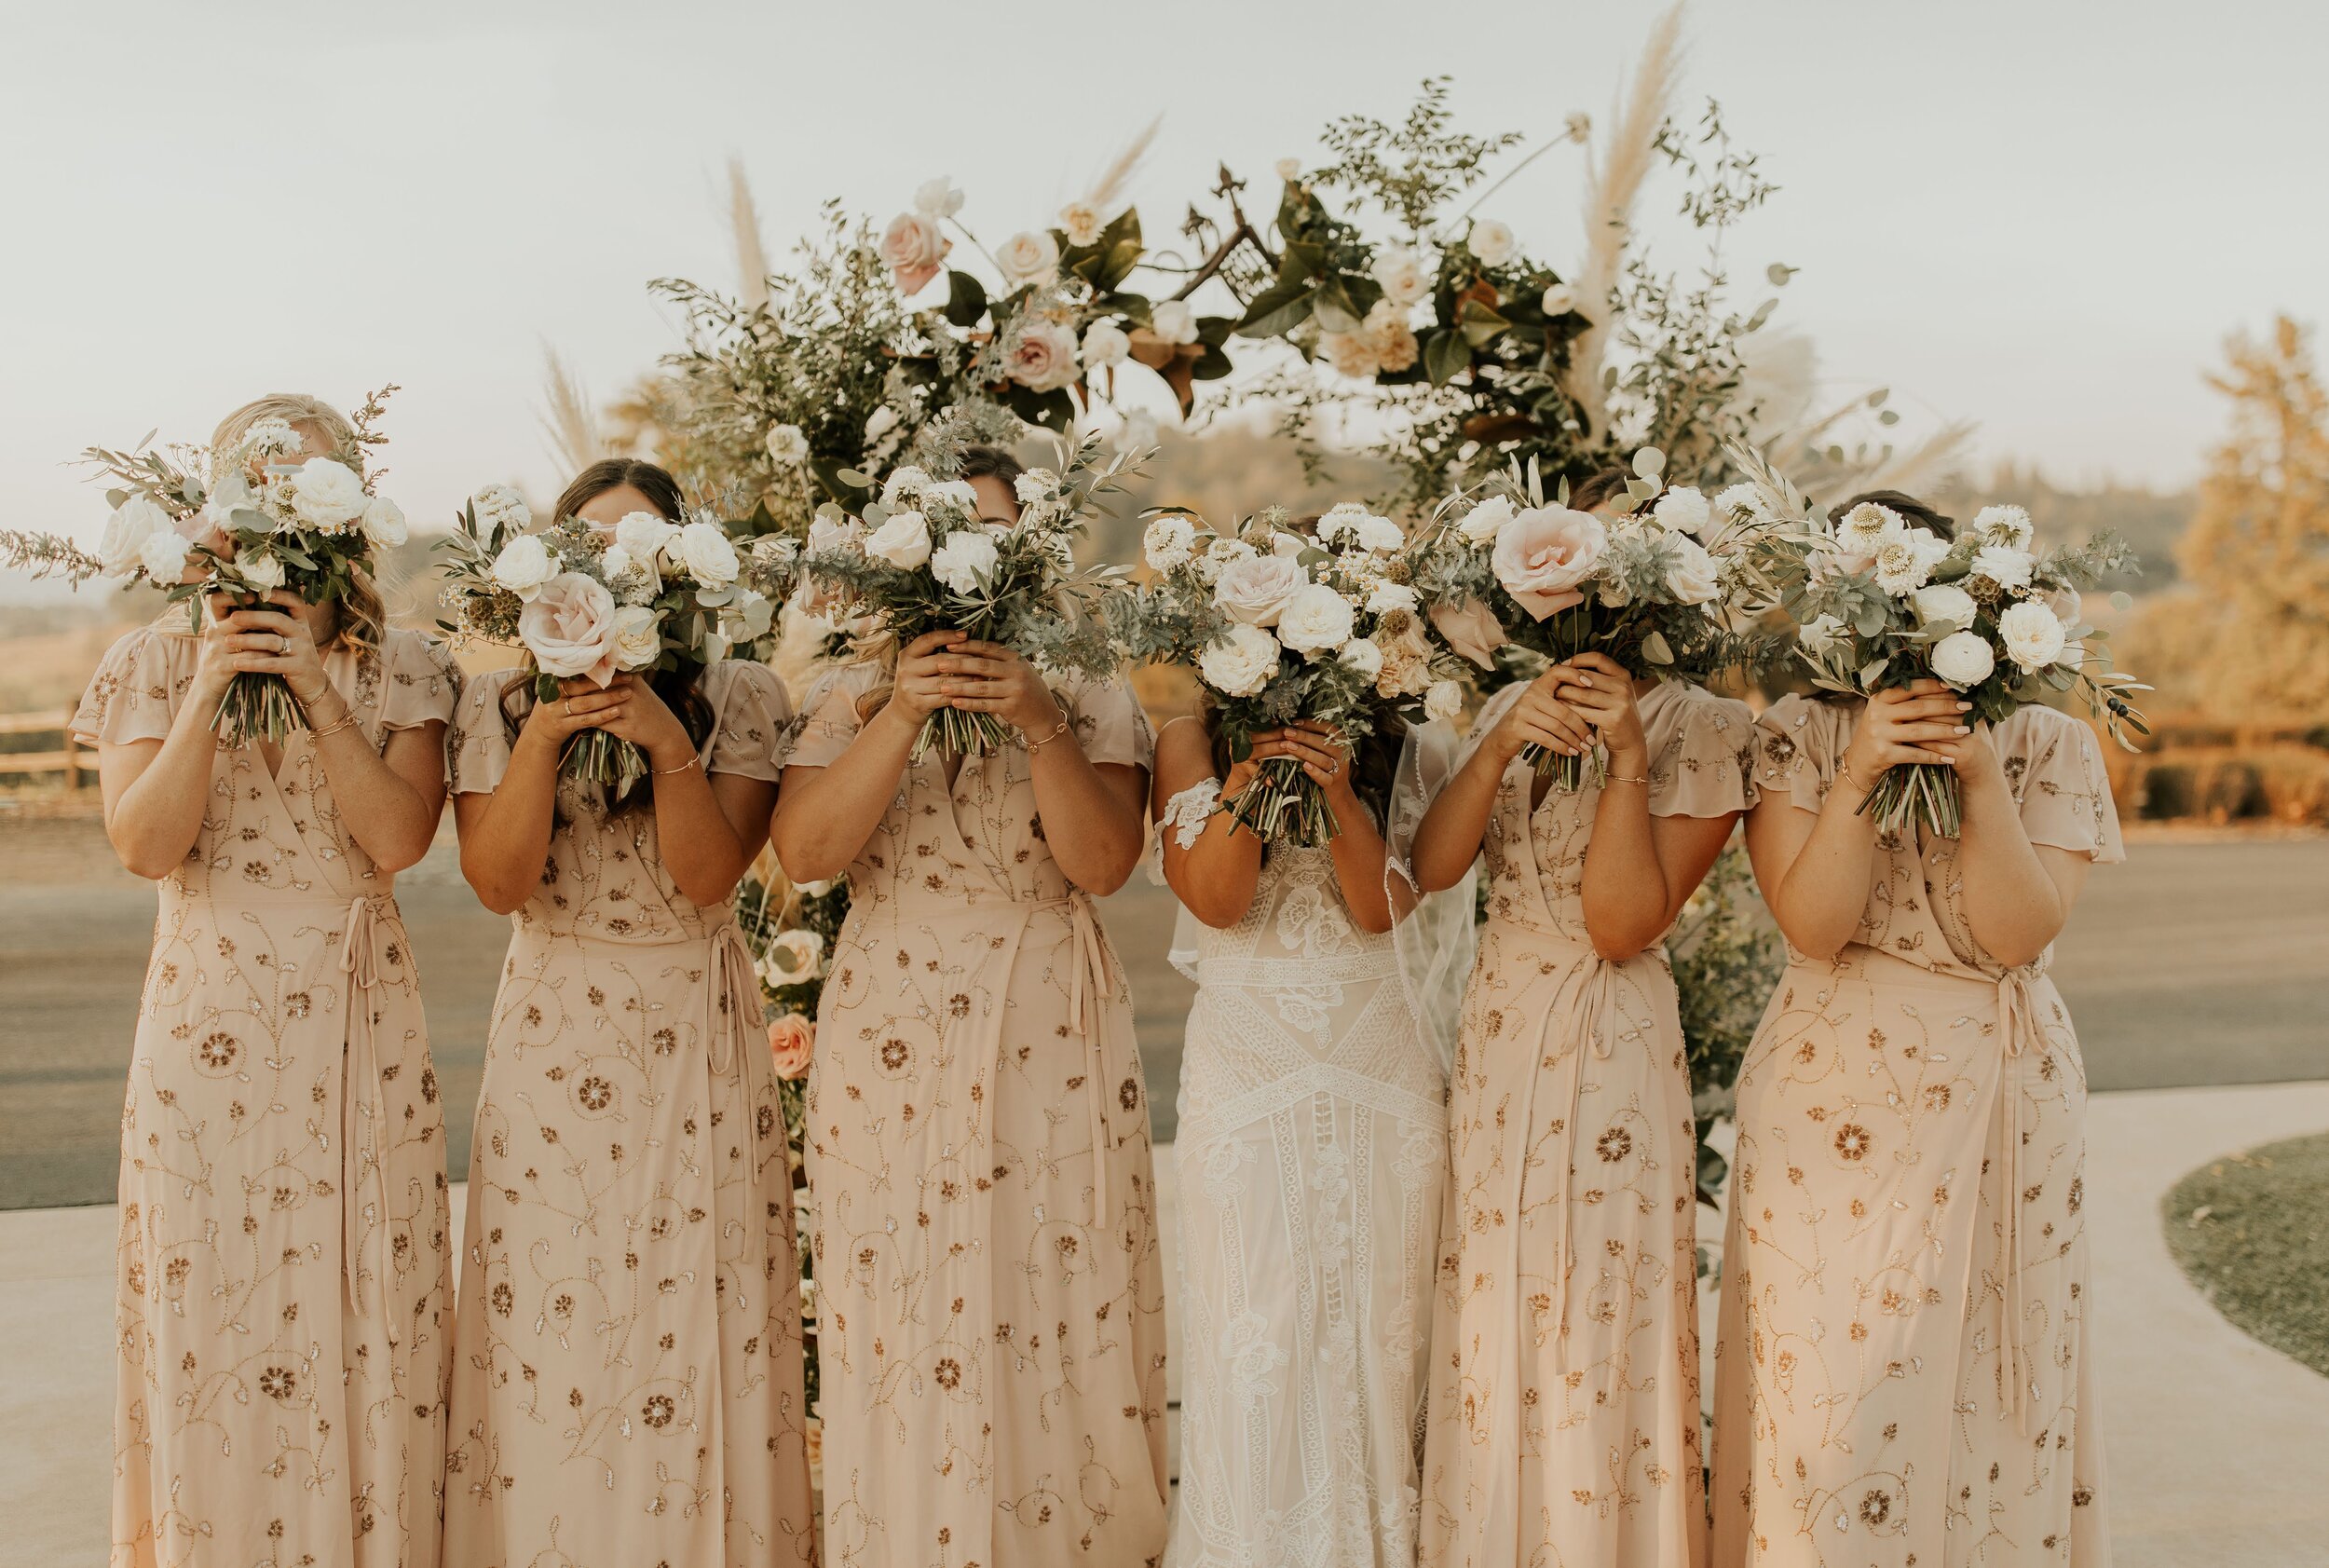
[1320,330,1379,380]
[1082,320,1131,370]
[1058,201,1104,247]
[1363,299,1418,374]
[137,527,192,581]
[519,572,620,684]
[1367,579,1419,615]
[1974,504,2035,549]
[865,510,932,569]
[287,458,367,529]
[1467,220,1517,267]
[1928,630,1996,687]
[1211,552,1307,626]
[1998,600,2069,672]
[1199,623,1281,697]
[765,424,809,466]
[879,467,933,507]
[472,484,532,536]
[1150,299,1199,346]
[1276,582,1357,655]
[996,229,1060,289]
[1871,527,1949,596]
[931,529,1000,594]
[1142,514,1196,571]
[490,533,558,600]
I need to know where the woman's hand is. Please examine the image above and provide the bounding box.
[945,640,1067,739]
[884,630,972,725]
[1549,652,1648,773]
[583,674,696,770]
[518,675,631,754]
[202,590,334,712]
[1928,718,2004,789]
[1841,679,1971,783]
[1487,672,1597,763]
[1249,721,1358,813]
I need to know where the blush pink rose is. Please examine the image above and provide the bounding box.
[1428,597,1507,669]
[768,1014,815,1081]
[1005,318,1082,392]
[879,211,951,294]
[1491,506,1606,620]
[518,571,620,686]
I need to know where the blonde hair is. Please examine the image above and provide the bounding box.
[209,393,385,658]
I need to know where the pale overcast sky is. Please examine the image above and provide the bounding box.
[5,0,2324,577]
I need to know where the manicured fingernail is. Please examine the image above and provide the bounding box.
[1954,725,1969,734]
[1956,702,1971,711]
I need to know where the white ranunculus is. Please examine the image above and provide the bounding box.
[1912,583,1978,627]
[676,520,740,586]
[1997,600,2069,672]
[996,229,1061,289]
[1338,637,1384,679]
[490,533,558,600]
[1151,299,1199,346]
[913,176,964,218]
[1467,220,1517,267]
[1277,582,1357,655]
[1871,527,1949,596]
[287,458,368,530]
[98,496,170,576]
[1371,244,1434,307]
[1367,579,1419,615]
[1663,534,1721,605]
[613,511,678,566]
[1212,552,1308,625]
[1354,512,1404,552]
[1973,504,2034,549]
[1928,629,1996,688]
[137,527,192,581]
[1275,157,1302,182]
[1083,320,1131,370]
[765,424,809,466]
[1197,623,1281,697]
[236,551,286,593]
[1058,201,1104,247]
[931,529,1001,594]
[1797,613,1849,657]
[1142,514,1195,571]
[609,605,662,670]
[471,484,532,536]
[1971,544,2034,593]
[1424,679,1464,722]
[1540,283,1578,318]
[1458,495,1516,544]
[879,466,933,507]
[1652,485,1709,539]
[360,495,407,550]
[865,510,932,569]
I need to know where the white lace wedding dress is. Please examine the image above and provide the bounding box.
[1164,810,1451,1568]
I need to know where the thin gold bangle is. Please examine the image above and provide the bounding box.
[1023,705,1072,753]
[308,710,360,743]
[653,753,701,778]
[1835,757,1869,798]
[1604,770,1650,787]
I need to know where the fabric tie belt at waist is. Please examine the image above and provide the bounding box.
[338,893,398,1343]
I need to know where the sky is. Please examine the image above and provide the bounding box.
[4,0,2324,586]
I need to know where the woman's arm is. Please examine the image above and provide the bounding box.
[1261,721,1404,934]
[589,672,775,908]
[1938,726,2091,966]
[97,625,238,879]
[455,676,629,915]
[771,632,965,885]
[1152,717,1263,929]
[1410,675,1596,893]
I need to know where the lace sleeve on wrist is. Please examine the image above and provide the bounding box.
[1162,778,1223,849]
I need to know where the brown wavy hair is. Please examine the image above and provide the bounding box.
[210,394,386,660]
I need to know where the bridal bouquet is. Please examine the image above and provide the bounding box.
[1408,449,1766,789]
[1731,443,2150,837]
[799,433,1137,761]
[0,389,404,745]
[436,486,775,798]
[1115,500,1467,845]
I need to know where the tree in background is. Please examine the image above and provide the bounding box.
[2136,315,2329,719]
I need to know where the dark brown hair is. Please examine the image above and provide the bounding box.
[1567,467,1634,514]
[956,444,1027,492]
[501,458,714,814]
[1843,488,1956,540]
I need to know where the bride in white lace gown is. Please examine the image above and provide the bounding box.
[1152,716,1471,1568]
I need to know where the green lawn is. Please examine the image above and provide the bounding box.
[2161,1131,2329,1377]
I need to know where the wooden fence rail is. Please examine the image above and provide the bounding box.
[0,708,88,786]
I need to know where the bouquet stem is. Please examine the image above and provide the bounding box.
[563,727,650,801]
[1855,760,1963,839]
[1519,739,1607,794]
[211,671,306,748]
[913,706,1015,764]
[1226,756,1340,847]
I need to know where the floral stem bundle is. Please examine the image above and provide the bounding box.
[1730,441,2151,839]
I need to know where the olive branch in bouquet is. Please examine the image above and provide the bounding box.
[1725,438,2151,838]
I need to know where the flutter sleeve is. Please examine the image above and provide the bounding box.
[2005,706,2127,864]
[71,623,197,747]
[1751,692,1848,815]
[1067,673,1156,770]
[701,660,793,782]
[446,666,523,795]
[377,630,463,732]
[783,663,879,770]
[1647,687,1759,819]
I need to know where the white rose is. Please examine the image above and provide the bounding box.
[360,495,407,550]
[1142,514,1196,572]
[1928,629,1996,688]
[1275,157,1302,182]
[865,509,932,569]
[1540,283,1578,318]
[1197,623,1281,697]
[1871,526,1949,596]
[1971,544,2034,593]
[1277,582,1357,655]
[1974,504,2034,549]
[1997,600,2069,672]
[765,927,825,978]
[1467,220,1517,267]
[612,511,677,566]
[1211,552,1307,625]
[879,466,933,507]
[98,496,170,576]
[1797,613,1849,657]
[1058,201,1104,247]
[138,527,192,581]
[287,458,368,529]
[765,424,809,466]
[1652,485,1710,538]
[1082,320,1131,370]
[1151,299,1199,346]
[1912,583,1978,627]
[1367,579,1419,615]
[996,229,1060,289]
[1424,679,1464,722]
[1663,535,1721,605]
[1370,244,1434,307]
[1458,495,1515,544]
[913,176,964,218]
[490,533,558,600]
[676,520,740,586]
[931,529,1001,594]
[609,605,662,670]
[236,551,286,593]
[1338,637,1384,679]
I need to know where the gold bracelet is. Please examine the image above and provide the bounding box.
[1835,757,1869,798]
[1604,770,1650,787]
[307,709,360,743]
[1023,705,1072,753]
[653,753,701,777]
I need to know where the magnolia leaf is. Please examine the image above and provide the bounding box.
[1235,280,1314,339]
[1641,630,1674,665]
[943,271,987,329]
[1423,329,1469,386]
